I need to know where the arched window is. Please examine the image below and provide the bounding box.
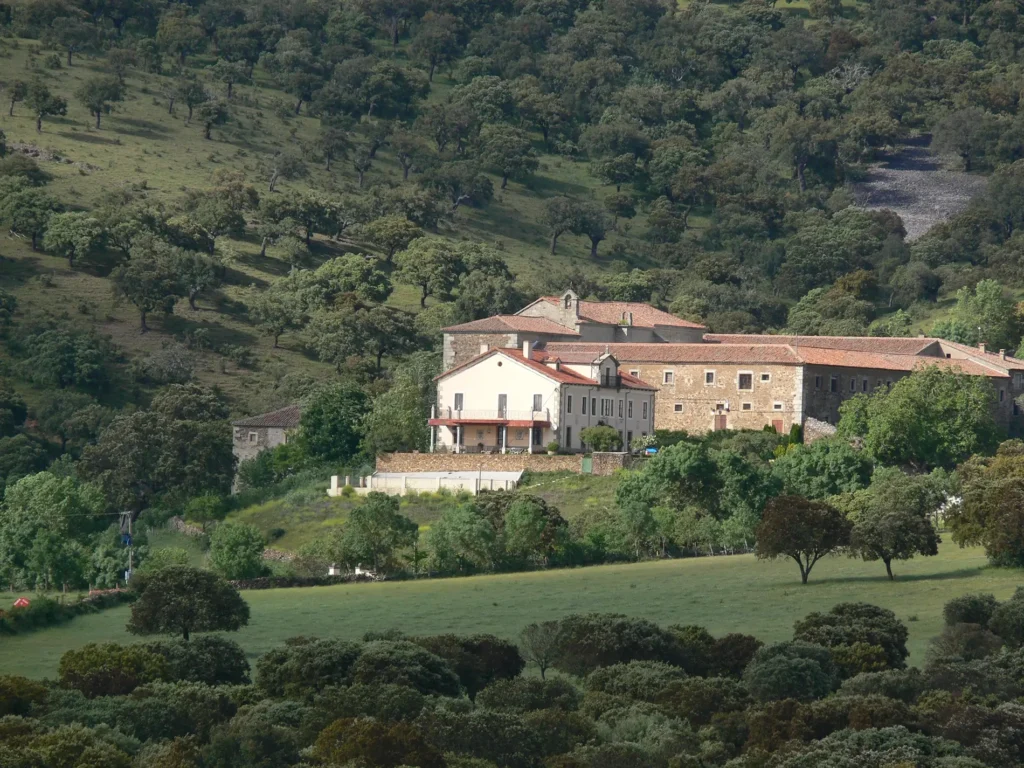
[564,293,572,309]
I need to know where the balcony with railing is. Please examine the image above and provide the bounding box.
[429,407,551,425]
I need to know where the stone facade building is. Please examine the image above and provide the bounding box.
[442,290,706,369]
[440,295,1024,436]
[232,405,302,464]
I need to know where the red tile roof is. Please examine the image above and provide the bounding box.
[232,404,302,428]
[442,315,579,335]
[543,342,1009,377]
[704,334,940,356]
[937,340,1024,369]
[539,297,706,329]
[436,348,657,389]
[793,347,1007,377]
[543,343,803,364]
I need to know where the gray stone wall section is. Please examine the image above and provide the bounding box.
[377,452,582,473]
[443,332,518,370]
[233,426,288,464]
[591,452,632,475]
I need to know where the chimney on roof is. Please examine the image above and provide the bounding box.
[918,333,925,339]
[480,343,489,354]
[523,340,531,358]
[979,343,987,354]
[1001,349,1007,360]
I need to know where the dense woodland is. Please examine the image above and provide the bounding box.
[6,571,1024,768]
[5,4,1024,765]
[0,0,1022,593]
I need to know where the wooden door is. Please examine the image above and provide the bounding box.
[772,419,784,433]
[713,414,727,431]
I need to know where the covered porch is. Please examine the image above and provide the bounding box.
[428,408,551,454]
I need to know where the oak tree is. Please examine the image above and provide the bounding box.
[755,496,852,584]
[128,566,250,641]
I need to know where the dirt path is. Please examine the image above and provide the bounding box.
[850,139,987,241]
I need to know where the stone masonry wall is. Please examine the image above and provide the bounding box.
[443,332,518,370]
[591,452,632,475]
[233,426,288,464]
[377,452,582,473]
[801,365,909,425]
[622,362,802,434]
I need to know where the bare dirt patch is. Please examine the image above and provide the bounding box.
[850,139,987,241]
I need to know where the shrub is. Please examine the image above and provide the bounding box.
[417,709,544,768]
[255,638,363,698]
[743,642,838,702]
[209,522,267,580]
[313,717,445,768]
[477,677,580,714]
[549,613,691,677]
[522,709,597,757]
[146,636,251,685]
[710,633,763,678]
[793,603,909,672]
[580,425,623,452]
[838,668,925,703]
[657,675,752,727]
[412,633,525,699]
[943,593,999,627]
[0,675,48,715]
[58,642,170,698]
[139,547,190,574]
[350,640,462,697]
[313,683,427,722]
[989,594,1024,648]
[929,623,1003,661]
[586,661,687,701]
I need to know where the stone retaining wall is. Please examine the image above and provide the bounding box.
[591,452,632,475]
[376,452,583,474]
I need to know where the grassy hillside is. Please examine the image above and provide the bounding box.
[1,542,1015,679]
[221,471,620,551]
[0,37,659,415]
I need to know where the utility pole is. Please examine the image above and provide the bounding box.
[119,511,134,585]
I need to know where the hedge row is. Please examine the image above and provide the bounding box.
[0,590,137,635]
[228,573,390,590]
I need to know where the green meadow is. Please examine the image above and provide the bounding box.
[2,542,1019,680]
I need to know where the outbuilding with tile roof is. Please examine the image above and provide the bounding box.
[232,404,302,466]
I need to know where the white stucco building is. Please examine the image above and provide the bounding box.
[429,343,657,454]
